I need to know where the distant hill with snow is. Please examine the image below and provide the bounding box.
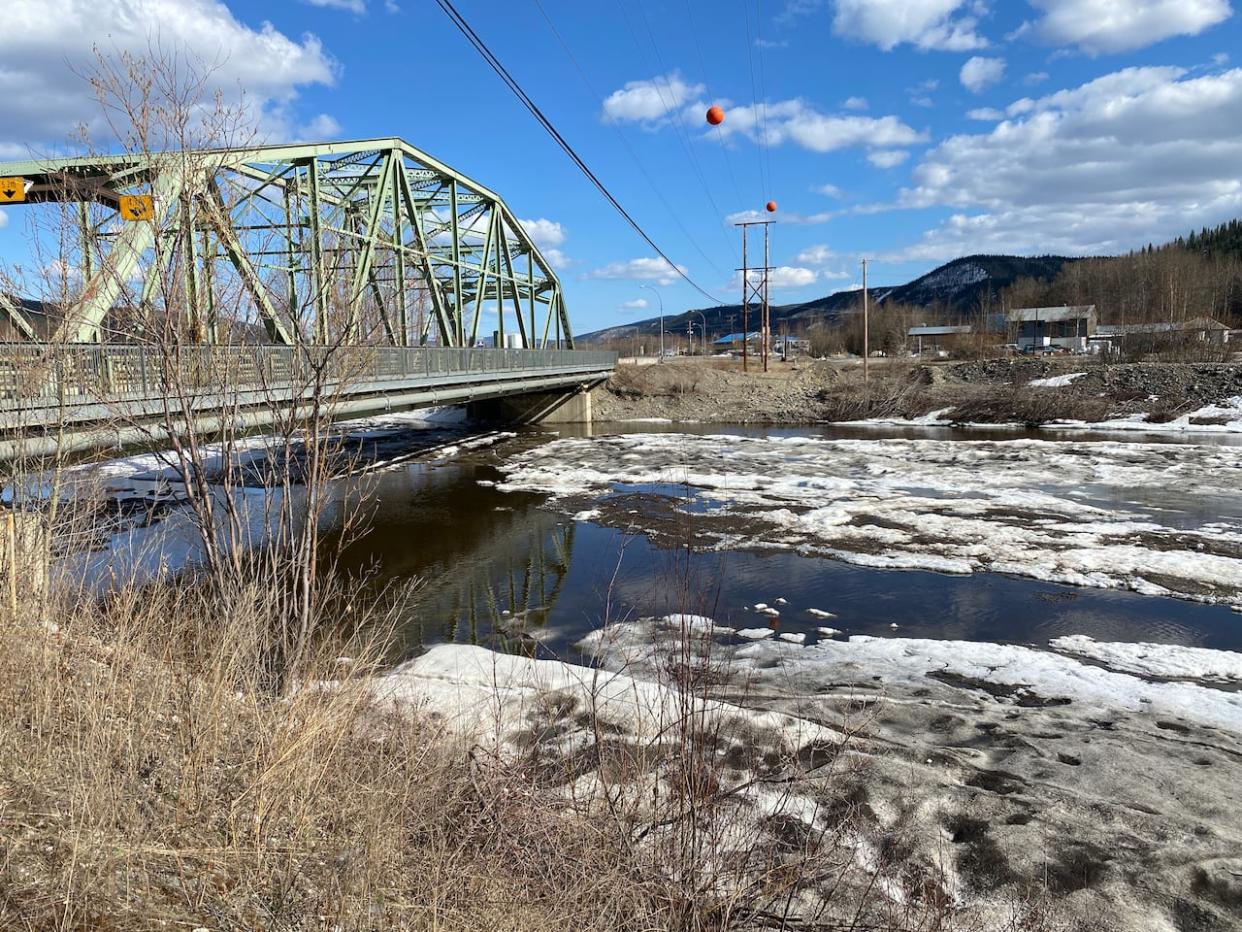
[577,254,1075,344]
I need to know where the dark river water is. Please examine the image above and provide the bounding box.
[325,421,1242,662]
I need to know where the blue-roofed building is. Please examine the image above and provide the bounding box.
[713,331,762,347]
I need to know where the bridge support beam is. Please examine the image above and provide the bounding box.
[468,383,598,425]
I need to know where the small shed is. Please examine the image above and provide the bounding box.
[908,324,971,355]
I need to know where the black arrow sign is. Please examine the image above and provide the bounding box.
[1,188,15,200]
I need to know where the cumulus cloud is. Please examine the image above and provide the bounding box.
[518,218,566,250]
[816,183,845,197]
[735,267,819,290]
[296,113,341,140]
[843,96,869,110]
[867,149,910,167]
[0,0,337,153]
[618,298,650,311]
[892,65,1242,259]
[795,244,839,265]
[966,107,1005,120]
[831,0,989,51]
[960,56,1006,93]
[1026,0,1232,54]
[602,73,705,125]
[710,99,927,154]
[585,258,688,286]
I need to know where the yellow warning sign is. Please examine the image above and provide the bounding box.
[0,178,27,203]
[118,194,154,221]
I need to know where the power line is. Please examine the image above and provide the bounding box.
[532,0,733,279]
[432,0,725,306]
[681,0,747,212]
[628,1,740,266]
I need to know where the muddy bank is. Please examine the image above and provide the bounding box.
[593,359,1242,429]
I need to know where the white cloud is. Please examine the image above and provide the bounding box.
[892,65,1242,259]
[1026,0,1232,54]
[518,218,566,250]
[304,0,366,12]
[618,298,650,311]
[815,183,845,197]
[1025,71,1051,85]
[908,78,940,108]
[843,96,869,110]
[585,257,688,286]
[0,210,8,230]
[517,219,570,268]
[795,244,838,265]
[296,113,341,139]
[735,266,819,290]
[602,73,705,125]
[710,99,927,154]
[867,149,910,167]
[0,0,337,152]
[966,107,1005,120]
[831,0,988,51]
[960,56,1006,93]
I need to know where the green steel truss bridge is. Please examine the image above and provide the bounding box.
[0,138,613,454]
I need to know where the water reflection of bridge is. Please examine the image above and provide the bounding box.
[329,457,575,653]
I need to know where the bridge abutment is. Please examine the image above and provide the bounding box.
[468,384,596,425]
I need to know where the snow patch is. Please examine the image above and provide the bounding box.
[1029,372,1087,388]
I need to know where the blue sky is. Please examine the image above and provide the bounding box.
[3,0,1242,333]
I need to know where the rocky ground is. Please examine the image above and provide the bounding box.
[592,358,1242,428]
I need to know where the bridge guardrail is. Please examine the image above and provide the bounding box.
[0,345,617,410]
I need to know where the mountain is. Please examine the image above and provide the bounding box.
[577,254,1075,344]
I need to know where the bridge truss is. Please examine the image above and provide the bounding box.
[0,138,572,348]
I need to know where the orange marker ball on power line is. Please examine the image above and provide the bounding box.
[706,105,725,126]
[766,200,778,213]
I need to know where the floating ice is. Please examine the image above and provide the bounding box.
[497,433,1242,607]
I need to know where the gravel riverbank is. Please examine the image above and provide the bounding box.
[591,358,1242,429]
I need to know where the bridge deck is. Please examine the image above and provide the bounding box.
[0,345,615,454]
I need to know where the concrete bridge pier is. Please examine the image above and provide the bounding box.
[468,383,597,425]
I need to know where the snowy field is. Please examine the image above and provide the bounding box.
[382,616,1242,930]
[497,432,1242,608]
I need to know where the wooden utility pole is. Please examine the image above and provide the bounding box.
[736,219,776,375]
[741,230,749,373]
[763,222,771,373]
[861,258,870,383]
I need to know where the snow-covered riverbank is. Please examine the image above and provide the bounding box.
[382,616,1242,931]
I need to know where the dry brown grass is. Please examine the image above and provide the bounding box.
[0,574,660,931]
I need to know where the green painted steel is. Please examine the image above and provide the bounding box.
[0,138,573,348]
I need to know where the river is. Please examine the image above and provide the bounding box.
[323,419,1242,663]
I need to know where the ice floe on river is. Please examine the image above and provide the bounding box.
[497,433,1242,607]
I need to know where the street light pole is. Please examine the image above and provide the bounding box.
[694,311,708,353]
[641,284,664,361]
